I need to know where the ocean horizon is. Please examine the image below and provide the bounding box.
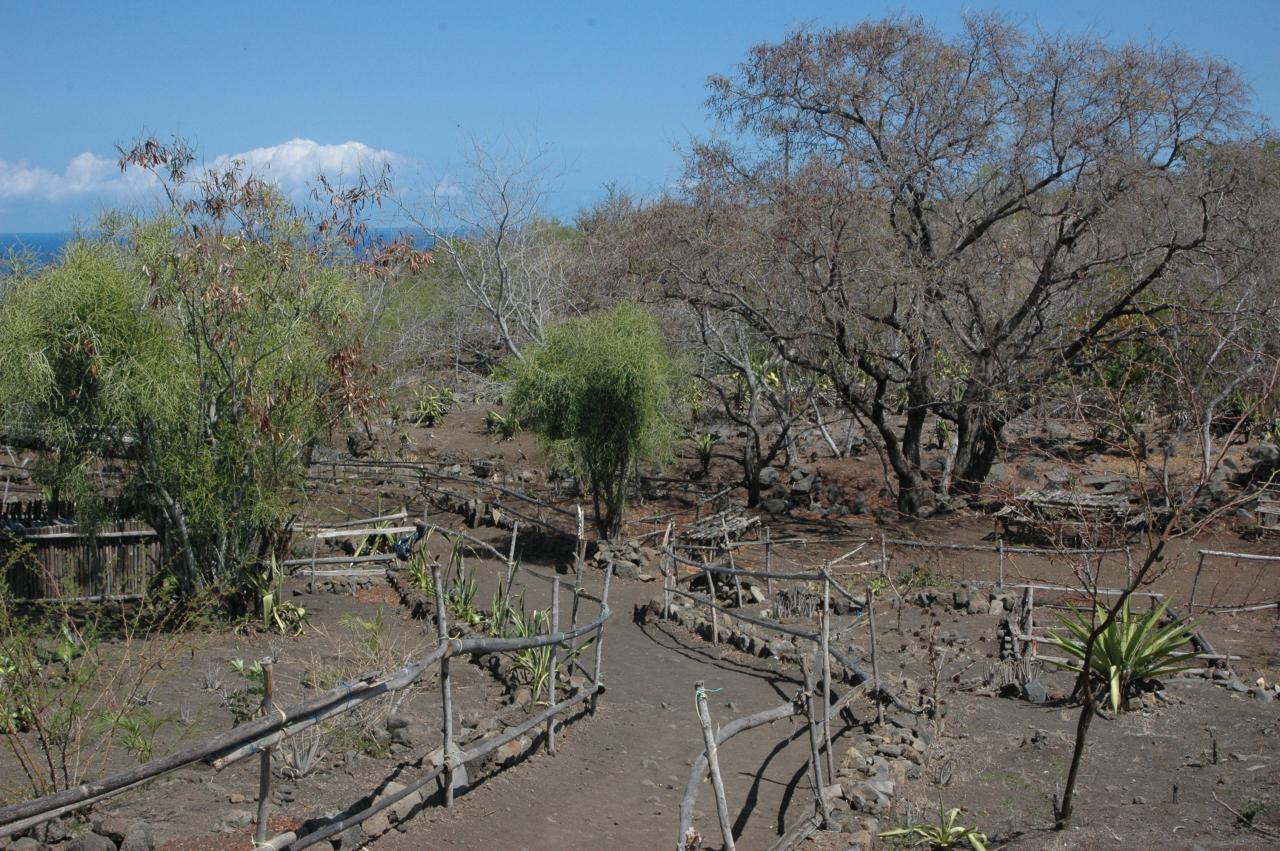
[1,227,432,267]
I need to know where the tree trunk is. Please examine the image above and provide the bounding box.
[952,413,1003,496]
[743,440,762,508]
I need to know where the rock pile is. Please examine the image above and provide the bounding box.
[819,711,935,843]
[4,817,160,851]
[755,465,868,519]
[591,539,658,581]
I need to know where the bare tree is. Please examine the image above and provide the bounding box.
[648,15,1261,515]
[400,139,572,363]
[688,304,816,505]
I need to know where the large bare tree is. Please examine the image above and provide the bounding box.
[648,15,1261,514]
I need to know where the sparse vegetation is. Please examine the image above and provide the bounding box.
[1,11,1279,849]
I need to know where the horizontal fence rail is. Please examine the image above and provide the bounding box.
[0,522,614,846]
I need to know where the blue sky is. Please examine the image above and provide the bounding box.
[2,0,1277,232]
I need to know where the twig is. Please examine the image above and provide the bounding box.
[1213,792,1279,838]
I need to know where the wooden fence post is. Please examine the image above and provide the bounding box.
[694,682,736,851]
[764,527,774,599]
[662,522,674,621]
[575,504,586,578]
[430,564,456,806]
[866,583,884,727]
[800,658,832,829]
[547,578,560,755]
[820,577,834,785]
[1189,550,1207,611]
[308,537,318,594]
[997,538,1005,588]
[254,660,275,844]
[592,566,613,714]
[703,559,719,648]
[1026,585,1035,660]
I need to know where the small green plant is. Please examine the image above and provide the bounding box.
[1237,796,1269,827]
[97,707,170,762]
[1265,418,1280,448]
[495,602,592,703]
[933,418,953,449]
[881,806,988,850]
[448,565,483,628]
[484,409,522,440]
[693,431,719,476]
[352,515,397,558]
[899,564,947,592]
[269,600,309,636]
[244,556,308,635]
[222,658,266,725]
[339,607,388,654]
[1045,597,1198,712]
[279,728,326,778]
[410,385,455,426]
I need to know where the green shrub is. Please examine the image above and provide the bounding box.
[509,302,680,538]
[0,141,375,610]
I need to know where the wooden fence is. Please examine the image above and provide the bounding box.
[660,542,913,850]
[2,520,158,601]
[1189,548,1280,613]
[0,523,614,850]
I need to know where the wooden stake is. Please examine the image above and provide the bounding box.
[1026,584,1035,661]
[547,578,560,755]
[662,522,674,621]
[575,504,586,578]
[997,538,1005,588]
[866,583,884,726]
[592,566,612,714]
[703,561,719,647]
[800,658,831,829]
[430,564,455,806]
[820,578,834,785]
[1189,551,1206,611]
[308,537,318,594]
[694,681,736,851]
[254,660,275,844]
[508,520,521,566]
[764,527,774,598]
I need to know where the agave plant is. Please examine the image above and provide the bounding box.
[692,431,719,476]
[1045,597,1198,712]
[880,806,987,850]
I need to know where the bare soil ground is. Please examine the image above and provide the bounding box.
[5,401,1279,849]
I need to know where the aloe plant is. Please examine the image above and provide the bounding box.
[881,806,987,850]
[1046,597,1198,712]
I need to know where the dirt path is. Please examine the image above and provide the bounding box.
[373,574,823,851]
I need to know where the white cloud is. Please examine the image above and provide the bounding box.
[0,152,144,201]
[0,139,400,203]
[433,175,464,198]
[208,138,399,185]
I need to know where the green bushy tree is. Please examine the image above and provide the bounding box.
[510,302,680,539]
[0,138,382,610]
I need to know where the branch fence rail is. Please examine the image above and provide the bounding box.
[0,521,614,851]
